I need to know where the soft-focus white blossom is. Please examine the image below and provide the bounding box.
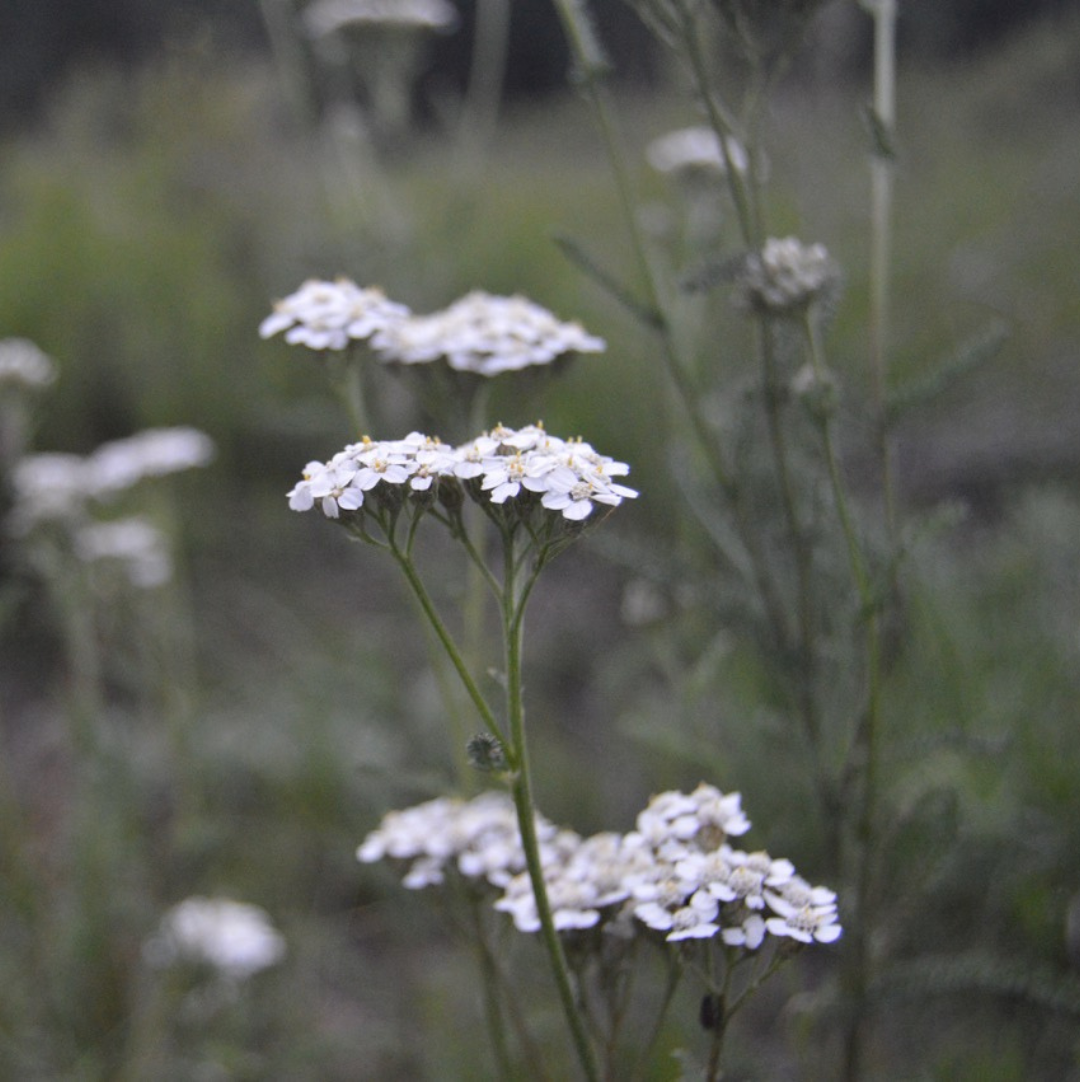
[371,291,605,377]
[144,897,286,981]
[0,338,57,391]
[8,453,90,531]
[87,427,214,497]
[735,237,838,312]
[260,279,411,352]
[647,127,749,178]
[360,784,840,950]
[358,791,557,890]
[304,0,458,37]
[9,430,212,531]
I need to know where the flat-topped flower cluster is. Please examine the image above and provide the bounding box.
[260,280,604,378]
[370,290,606,376]
[303,0,459,37]
[8,426,214,588]
[258,280,411,353]
[0,337,57,391]
[359,785,841,949]
[10,427,215,533]
[288,422,637,524]
[144,896,286,983]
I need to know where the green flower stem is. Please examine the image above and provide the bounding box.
[629,952,683,1082]
[336,351,369,437]
[464,891,516,1080]
[388,541,505,744]
[802,311,884,1081]
[758,316,821,751]
[674,0,759,248]
[502,533,600,1082]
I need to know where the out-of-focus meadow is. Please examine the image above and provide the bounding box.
[2,1,1080,1078]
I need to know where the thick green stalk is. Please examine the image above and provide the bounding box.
[466,893,516,1080]
[502,536,600,1082]
[389,542,504,743]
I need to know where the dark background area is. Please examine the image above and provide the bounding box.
[1,0,1076,132]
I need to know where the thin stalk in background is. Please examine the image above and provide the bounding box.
[550,0,805,662]
[455,0,511,164]
[864,0,899,539]
[802,309,883,1082]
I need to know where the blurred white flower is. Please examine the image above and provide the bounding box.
[359,784,841,950]
[145,897,286,981]
[87,427,214,497]
[371,291,606,377]
[260,278,411,352]
[647,126,749,178]
[0,338,57,391]
[74,517,172,588]
[8,453,90,531]
[635,886,721,942]
[304,0,459,37]
[735,237,838,312]
[358,790,556,890]
[494,831,644,934]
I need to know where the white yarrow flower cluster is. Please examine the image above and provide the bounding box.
[288,422,637,523]
[260,278,411,352]
[735,237,838,312]
[304,0,459,37]
[360,784,841,950]
[371,291,606,377]
[86,427,215,497]
[0,338,57,391]
[9,428,214,534]
[144,897,286,982]
[647,127,749,178]
[357,791,555,889]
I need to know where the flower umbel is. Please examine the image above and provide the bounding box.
[735,236,839,312]
[144,897,286,982]
[287,423,638,529]
[371,291,606,377]
[259,278,411,352]
[361,784,841,950]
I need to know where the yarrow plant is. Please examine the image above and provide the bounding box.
[303,0,459,37]
[0,337,57,391]
[144,896,286,985]
[646,126,749,179]
[279,277,838,1075]
[370,290,607,376]
[287,422,636,526]
[734,236,840,314]
[360,784,839,952]
[258,278,411,352]
[262,283,606,434]
[8,426,214,587]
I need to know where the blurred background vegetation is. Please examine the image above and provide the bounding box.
[1,0,1079,1078]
